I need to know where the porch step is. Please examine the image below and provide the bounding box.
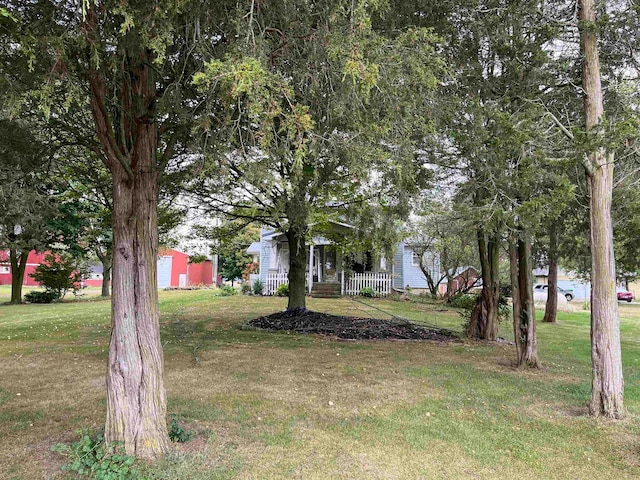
[311,282,342,298]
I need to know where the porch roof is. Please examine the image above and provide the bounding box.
[247,242,261,255]
[262,220,355,246]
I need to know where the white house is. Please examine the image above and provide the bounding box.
[251,222,440,296]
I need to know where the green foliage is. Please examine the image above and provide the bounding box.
[168,414,194,443]
[0,120,58,262]
[191,1,443,277]
[449,294,477,311]
[241,282,251,294]
[51,430,138,480]
[218,284,237,296]
[275,283,289,297]
[24,290,59,304]
[219,253,252,285]
[252,279,264,295]
[29,252,88,300]
[188,254,208,264]
[359,287,376,298]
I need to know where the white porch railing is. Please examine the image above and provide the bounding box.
[264,273,289,295]
[345,272,393,297]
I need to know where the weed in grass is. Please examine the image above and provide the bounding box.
[51,429,139,480]
[168,414,194,443]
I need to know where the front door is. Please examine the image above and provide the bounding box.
[324,247,337,283]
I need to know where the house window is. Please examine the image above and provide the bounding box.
[0,266,9,274]
[412,252,422,267]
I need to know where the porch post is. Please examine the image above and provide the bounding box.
[308,244,314,294]
[341,249,345,296]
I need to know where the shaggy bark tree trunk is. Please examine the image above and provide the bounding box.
[510,233,541,368]
[105,164,168,458]
[9,249,28,304]
[85,8,169,457]
[579,0,624,418]
[466,229,499,340]
[543,224,558,323]
[517,234,540,368]
[509,238,523,361]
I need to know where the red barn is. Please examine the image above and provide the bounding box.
[157,248,213,288]
[0,250,49,286]
[0,248,213,289]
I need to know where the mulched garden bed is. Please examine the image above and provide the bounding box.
[248,307,459,341]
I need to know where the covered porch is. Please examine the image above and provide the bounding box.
[263,240,393,297]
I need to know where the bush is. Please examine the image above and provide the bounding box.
[218,284,237,296]
[252,279,264,295]
[449,294,478,311]
[241,282,251,294]
[359,287,376,298]
[51,429,139,480]
[24,290,60,304]
[30,252,89,300]
[168,414,194,443]
[275,283,289,297]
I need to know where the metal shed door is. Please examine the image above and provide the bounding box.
[157,256,172,288]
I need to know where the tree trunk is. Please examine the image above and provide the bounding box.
[445,273,454,300]
[517,233,540,368]
[579,0,624,418]
[418,258,437,297]
[85,35,169,458]
[9,249,28,304]
[285,179,309,310]
[543,224,558,323]
[510,233,541,368]
[286,227,307,310]
[101,254,112,297]
[105,154,169,458]
[466,229,499,340]
[509,238,523,363]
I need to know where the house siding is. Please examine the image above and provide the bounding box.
[393,244,404,289]
[260,235,272,285]
[402,246,428,289]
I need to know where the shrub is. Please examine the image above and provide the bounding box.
[218,284,237,296]
[168,414,194,443]
[24,290,59,304]
[30,252,89,300]
[359,287,376,298]
[241,282,251,294]
[275,283,289,297]
[51,429,139,480]
[449,294,478,311]
[253,278,264,295]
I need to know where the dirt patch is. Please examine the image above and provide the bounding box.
[248,308,459,341]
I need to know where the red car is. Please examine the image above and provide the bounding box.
[617,291,634,302]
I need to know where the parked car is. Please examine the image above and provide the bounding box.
[533,284,574,302]
[617,291,634,302]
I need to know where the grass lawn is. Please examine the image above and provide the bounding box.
[0,287,639,479]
